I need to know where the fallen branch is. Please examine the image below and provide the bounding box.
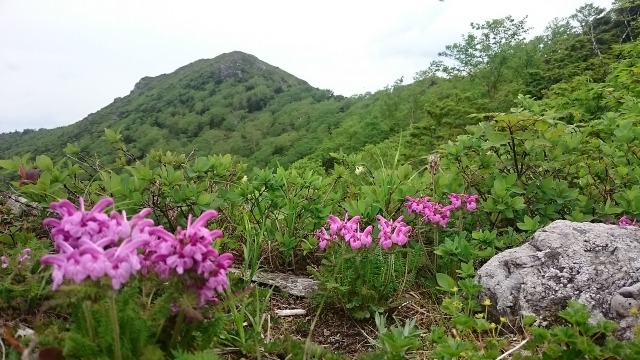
[274,309,306,316]
[496,337,529,360]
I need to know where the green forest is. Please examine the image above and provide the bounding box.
[2,1,640,359]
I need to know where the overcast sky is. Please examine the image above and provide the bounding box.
[0,0,614,134]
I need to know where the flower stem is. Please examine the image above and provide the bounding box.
[434,227,439,271]
[305,253,346,358]
[169,310,186,350]
[107,291,123,360]
[304,297,325,359]
[83,300,96,343]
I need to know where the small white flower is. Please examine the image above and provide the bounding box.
[355,166,365,175]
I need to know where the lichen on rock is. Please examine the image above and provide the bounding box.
[476,220,640,339]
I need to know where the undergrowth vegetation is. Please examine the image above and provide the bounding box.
[3,2,640,358]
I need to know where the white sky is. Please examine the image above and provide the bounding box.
[0,0,614,134]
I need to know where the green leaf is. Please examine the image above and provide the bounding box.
[602,199,623,215]
[565,211,594,223]
[435,273,457,292]
[510,196,526,210]
[505,172,517,186]
[35,155,54,171]
[493,178,507,197]
[0,159,16,170]
[196,192,214,206]
[517,215,540,231]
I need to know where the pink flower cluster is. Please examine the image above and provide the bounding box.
[404,193,478,228]
[1,248,31,269]
[40,197,233,306]
[143,210,233,306]
[377,215,412,250]
[41,198,152,290]
[315,214,372,250]
[315,214,412,251]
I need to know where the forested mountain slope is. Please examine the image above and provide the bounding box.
[0,51,349,167]
[1,1,638,173]
[297,1,640,170]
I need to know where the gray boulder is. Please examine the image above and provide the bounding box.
[0,193,40,215]
[476,220,640,339]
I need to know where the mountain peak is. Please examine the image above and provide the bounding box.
[215,50,262,62]
[132,51,304,94]
[0,50,332,169]
[207,51,268,81]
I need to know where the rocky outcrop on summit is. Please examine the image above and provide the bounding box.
[476,220,640,339]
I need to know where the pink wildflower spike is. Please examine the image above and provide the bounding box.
[404,193,478,228]
[41,197,158,291]
[143,209,233,306]
[318,213,412,251]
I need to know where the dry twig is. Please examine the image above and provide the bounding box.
[496,337,529,360]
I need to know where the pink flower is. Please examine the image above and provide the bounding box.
[316,214,378,250]
[1,256,9,269]
[377,215,411,249]
[316,213,412,251]
[619,216,638,227]
[360,225,373,248]
[404,193,479,228]
[347,226,367,250]
[326,214,343,238]
[41,197,155,290]
[315,228,331,249]
[43,197,116,249]
[19,248,31,262]
[143,210,233,306]
[448,194,462,208]
[391,225,411,247]
[465,195,479,211]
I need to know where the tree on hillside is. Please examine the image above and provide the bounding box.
[428,16,531,102]
[431,16,530,76]
[611,0,640,42]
